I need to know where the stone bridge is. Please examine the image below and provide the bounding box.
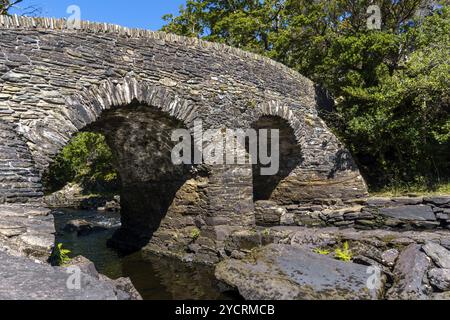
[0,16,367,262]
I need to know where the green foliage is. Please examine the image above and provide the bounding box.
[50,243,71,266]
[334,242,352,262]
[0,0,22,15]
[162,0,450,191]
[190,228,201,240]
[313,248,331,255]
[44,132,119,193]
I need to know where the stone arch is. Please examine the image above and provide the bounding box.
[19,77,201,176]
[250,115,304,202]
[42,77,207,252]
[66,77,199,127]
[253,100,367,206]
[249,101,308,205]
[256,100,315,159]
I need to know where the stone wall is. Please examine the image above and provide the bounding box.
[0,15,367,260]
[254,196,450,232]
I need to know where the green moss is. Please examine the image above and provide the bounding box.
[247,100,257,109]
[190,228,201,241]
[304,115,315,127]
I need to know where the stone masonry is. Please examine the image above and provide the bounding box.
[0,16,367,261]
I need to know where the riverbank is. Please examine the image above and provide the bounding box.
[1,194,450,300]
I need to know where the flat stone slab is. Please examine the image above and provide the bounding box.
[379,205,436,221]
[422,242,450,268]
[0,251,133,300]
[387,244,431,300]
[366,197,393,207]
[392,197,423,205]
[215,244,385,300]
[424,196,450,206]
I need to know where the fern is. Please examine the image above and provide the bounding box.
[334,242,352,262]
[50,243,72,266]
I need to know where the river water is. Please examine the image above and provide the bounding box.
[53,209,231,300]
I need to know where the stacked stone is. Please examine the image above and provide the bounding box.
[269,196,450,231]
[0,115,53,261]
[0,204,54,261]
[0,120,42,204]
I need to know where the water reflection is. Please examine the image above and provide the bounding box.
[53,209,230,300]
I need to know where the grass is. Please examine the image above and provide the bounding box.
[313,248,331,255]
[370,181,450,197]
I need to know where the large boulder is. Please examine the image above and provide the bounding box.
[215,244,385,300]
[387,244,431,300]
[67,256,142,300]
[428,269,450,291]
[43,183,85,209]
[0,251,139,300]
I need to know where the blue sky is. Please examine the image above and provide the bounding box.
[11,0,187,31]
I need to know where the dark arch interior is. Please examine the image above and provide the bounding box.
[250,115,303,202]
[46,101,197,252]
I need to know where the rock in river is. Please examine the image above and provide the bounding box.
[63,219,107,236]
[215,244,385,300]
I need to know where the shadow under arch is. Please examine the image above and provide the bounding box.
[85,101,198,251]
[249,115,304,202]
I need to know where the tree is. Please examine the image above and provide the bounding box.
[0,0,41,16]
[162,0,450,191]
[43,132,119,194]
[0,0,22,15]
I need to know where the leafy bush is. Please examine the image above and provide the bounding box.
[43,132,119,194]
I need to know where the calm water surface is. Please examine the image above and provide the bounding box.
[53,209,231,300]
